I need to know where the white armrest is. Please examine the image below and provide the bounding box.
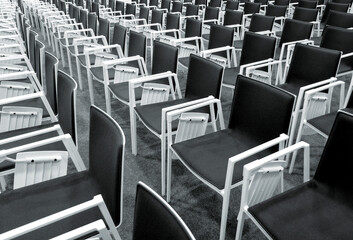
[200,46,234,55]
[245,60,281,77]
[342,52,353,59]
[170,36,202,44]
[240,58,273,75]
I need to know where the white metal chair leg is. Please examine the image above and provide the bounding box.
[167,147,173,202]
[67,51,73,75]
[87,71,95,104]
[235,210,245,240]
[161,137,166,196]
[0,176,6,191]
[104,84,112,115]
[219,188,231,240]
[130,109,137,156]
[75,56,83,90]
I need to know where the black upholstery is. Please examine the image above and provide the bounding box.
[254,0,269,5]
[151,10,163,30]
[279,19,313,46]
[86,0,92,11]
[135,54,223,134]
[115,0,125,14]
[112,23,127,55]
[0,106,125,238]
[185,4,199,16]
[73,5,81,24]
[45,52,59,116]
[132,182,195,240]
[184,18,202,46]
[326,10,353,28]
[34,40,44,85]
[161,0,171,11]
[139,7,149,23]
[29,30,38,69]
[165,13,180,36]
[204,6,219,24]
[320,26,353,75]
[79,8,88,29]
[208,24,234,58]
[108,0,115,9]
[60,0,66,14]
[266,4,287,17]
[209,0,222,7]
[298,0,317,8]
[149,0,158,7]
[126,3,136,16]
[244,2,261,14]
[68,3,74,19]
[171,1,183,12]
[279,44,341,95]
[92,2,100,18]
[224,9,243,25]
[57,70,77,143]
[128,31,146,60]
[172,75,295,189]
[195,0,207,5]
[321,2,349,24]
[88,12,98,35]
[225,0,239,10]
[249,111,353,240]
[293,7,319,22]
[332,0,353,4]
[248,14,275,32]
[274,0,289,5]
[98,18,110,44]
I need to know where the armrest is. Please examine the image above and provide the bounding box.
[170,36,202,44]
[202,19,219,24]
[180,15,199,20]
[342,52,353,59]
[200,46,234,56]
[120,18,147,25]
[135,23,162,31]
[151,29,180,39]
[300,77,337,92]
[240,58,273,75]
[245,59,281,77]
[84,44,124,59]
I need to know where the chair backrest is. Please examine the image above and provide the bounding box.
[128,31,146,62]
[240,31,276,66]
[195,0,207,5]
[92,2,100,18]
[298,0,317,8]
[266,4,287,17]
[29,30,38,69]
[204,6,219,21]
[209,0,222,7]
[86,0,92,11]
[151,10,164,30]
[185,4,199,16]
[208,24,234,58]
[60,0,67,14]
[326,10,353,28]
[80,8,88,29]
[57,70,78,144]
[112,23,127,55]
[68,3,75,18]
[132,182,195,240]
[45,52,59,116]
[244,2,261,14]
[279,19,313,46]
[321,2,349,24]
[102,0,107,7]
[225,0,239,10]
[115,0,125,14]
[88,12,98,35]
[185,54,223,99]
[152,40,178,75]
[248,14,275,32]
[320,26,353,74]
[73,5,81,23]
[126,3,136,15]
[78,0,84,7]
[98,18,110,43]
[254,0,269,5]
[14,151,68,189]
[184,18,202,45]
[89,105,125,226]
[274,0,289,5]
[286,44,341,86]
[166,12,180,30]
[149,0,158,6]
[139,7,149,23]
[35,40,45,86]
[171,1,183,13]
[332,0,353,4]
[292,6,319,22]
[161,0,171,11]
[229,75,295,148]
[223,9,243,26]
[314,111,353,194]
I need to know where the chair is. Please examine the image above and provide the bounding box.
[112,23,127,55]
[115,0,125,14]
[133,182,195,240]
[321,2,349,25]
[167,75,296,240]
[171,1,183,13]
[80,8,88,29]
[265,4,287,31]
[326,10,353,28]
[298,0,317,8]
[292,7,319,35]
[98,18,110,44]
[28,30,38,70]
[274,0,290,6]
[34,40,45,86]
[0,106,125,239]
[92,2,100,18]
[237,110,353,240]
[44,51,59,116]
[225,0,239,10]
[131,54,223,195]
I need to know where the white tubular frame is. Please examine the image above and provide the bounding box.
[289,80,345,174]
[71,36,109,90]
[200,46,236,68]
[84,44,124,105]
[170,36,204,59]
[166,97,225,201]
[0,43,26,55]
[337,51,353,78]
[235,141,310,240]
[0,195,121,240]
[102,55,148,114]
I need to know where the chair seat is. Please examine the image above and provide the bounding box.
[109,81,143,103]
[338,58,353,75]
[90,66,115,81]
[77,54,96,66]
[135,98,194,135]
[248,180,353,240]
[68,45,85,54]
[233,39,243,49]
[0,171,104,239]
[0,122,66,172]
[179,57,190,68]
[171,129,272,189]
[277,80,304,96]
[312,36,322,45]
[222,67,240,86]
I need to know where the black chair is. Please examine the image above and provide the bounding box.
[139,6,150,24]
[60,0,67,14]
[34,40,45,86]
[79,8,89,29]
[150,9,164,30]
[223,31,276,88]
[0,105,125,239]
[244,1,261,15]
[209,0,222,7]
[266,4,288,17]
[167,75,296,240]
[161,0,171,12]
[133,182,195,240]
[149,0,158,7]
[202,6,220,26]
[98,18,110,44]
[171,1,183,13]
[29,30,38,70]
[326,10,353,28]
[126,3,136,17]
[332,0,353,4]
[292,6,319,22]
[225,0,239,10]
[45,52,59,116]
[115,0,125,14]
[112,23,127,55]
[92,1,100,18]
[321,2,349,24]
[240,110,353,240]
[68,3,75,19]
[164,12,180,37]
[73,5,81,24]
[185,4,199,17]
[274,0,289,5]
[109,0,115,9]
[88,12,98,35]
[86,0,92,11]
[131,54,224,195]
[298,0,317,8]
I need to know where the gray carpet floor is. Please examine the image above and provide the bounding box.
[28,26,352,240]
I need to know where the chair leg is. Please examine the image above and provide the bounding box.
[289,121,305,174]
[166,147,173,202]
[0,176,6,192]
[67,51,73,76]
[219,188,231,240]
[105,83,112,115]
[235,210,246,240]
[130,107,137,156]
[75,56,83,90]
[87,70,95,104]
[161,137,166,196]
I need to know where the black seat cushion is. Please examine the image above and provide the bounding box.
[248,180,353,240]
[172,128,272,189]
[109,81,143,103]
[0,171,105,239]
[222,67,240,86]
[90,66,115,81]
[135,98,195,135]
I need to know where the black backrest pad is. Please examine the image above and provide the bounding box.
[208,24,234,58]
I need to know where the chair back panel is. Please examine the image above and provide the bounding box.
[244,2,261,14]
[73,5,81,23]
[45,52,59,115]
[88,13,98,35]
[161,0,171,11]
[249,14,275,32]
[35,40,45,85]
[208,24,234,58]
[14,151,68,189]
[225,0,239,10]
[274,0,289,5]
[229,75,295,147]
[89,105,125,226]
[185,18,202,39]
[128,31,146,60]
[298,0,317,8]
[92,2,100,18]
[139,7,149,23]
[98,18,110,43]
[80,9,88,29]
[185,4,199,16]
[151,10,163,30]
[279,19,313,46]
[266,4,287,16]
[326,10,353,28]
[204,6,219,20]
[115,0,125,14]
[126,3,136,15]
[0,81,33,100]
[321,2,349,24]
[152,40,178,75]
[223,10,243,26]
[209,0,222,7]
[293,7,318,22]
[112,23,127,55]
[171,1,183,13]
[29,30,38,69]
